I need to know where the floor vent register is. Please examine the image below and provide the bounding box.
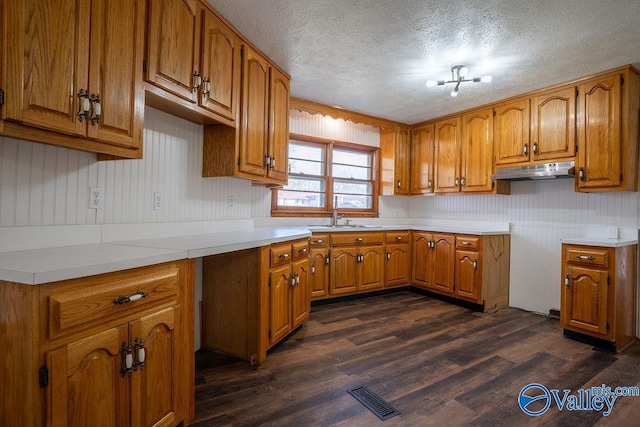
[347,386,400,421]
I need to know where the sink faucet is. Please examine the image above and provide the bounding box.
[332,208,343,226]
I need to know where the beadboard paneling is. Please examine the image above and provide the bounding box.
[289,109,380,147]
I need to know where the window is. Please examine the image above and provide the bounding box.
[272,136,378,217]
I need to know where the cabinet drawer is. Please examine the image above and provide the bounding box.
[456,236,480,250]
[565,246,609,267]
[310,234,329,247]
[331,232,384,246]
[49,265,180,339]
[270,242,293,267]
[292,240,310,260]
[385,231,410,244]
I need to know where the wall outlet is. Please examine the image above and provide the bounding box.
[153,192,164,211]
[227,195,235,210]
[89,187,104,209]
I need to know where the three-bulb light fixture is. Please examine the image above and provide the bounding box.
[426,65,492,97]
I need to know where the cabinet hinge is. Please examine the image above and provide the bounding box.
[492,181,495,189]
[575,144,578,153]
[268,330,271,339]
[39,366,49,388]
[621,76,625,86]
[492,110,496,117]
[237,157,241,167]
[142,59,147,73]
[0,88,4,106]
[606,322,610,331]
[268,275,271,287]
[620,173,623,182]
[607,276,611,285]
[576,88,579,97]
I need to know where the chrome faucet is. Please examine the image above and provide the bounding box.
[332,208,343,227]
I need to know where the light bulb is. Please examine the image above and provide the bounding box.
[480,75,493,83]
[459,66,468,77]
[451,87,459,97]
[426,80,437,88]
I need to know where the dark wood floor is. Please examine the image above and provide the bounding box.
[192,291,640,426]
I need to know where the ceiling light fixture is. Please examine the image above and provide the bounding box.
[426,65,492,97]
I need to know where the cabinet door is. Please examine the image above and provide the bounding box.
[454,250,481,303]
[268,264,292,345]
[88,0,142,148]
[310,248,330,299]
[267,66,291,182]
[330,248,358,294]
[199,6,240,121]
[291,258,310,328]
[434,117,462,193]
[130,306,179,427]
[395,126,411,194]
[239,45,270,178]
[47,326,129,427]
[431,234,455,294]
[4,0,89,136]
[411,124,435,194]
[494,99,531,165]
[562,266,610,338]
[145,0,198,102]
[576,75,622,189]
[530,87,576,161]
[461,108,493,193]
[412,233,432,288]
[386,244,410,287]
[359,246,384,291]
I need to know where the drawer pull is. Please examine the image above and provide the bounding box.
[279,253,290,259]
[356,237,364,242]
[298,248,308,254]
[576,255,595,261]
[113,290,148,305]
[396,236,403,241]
[314,239,324,244]
[120,342,133,377]
[461,241,471,246]
[133,338,145,371]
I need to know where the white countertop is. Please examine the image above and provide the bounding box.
[307,224,509,235]
[560,237,638,248]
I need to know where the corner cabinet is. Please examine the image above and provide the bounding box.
[1,0,145,158]
[380,125,411,195]
[0,260,195,427]
[410,123,435,194]
[576,67,640,192]
[561,243,637,350]
[202,45,290,185]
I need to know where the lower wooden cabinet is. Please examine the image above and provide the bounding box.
[561,243,637,350]
[385,232,410,287]
[310,247,330,299]
[0,260,195,427]
[411,231,510,311]
[202,238,310,365]
[329,232,385,295]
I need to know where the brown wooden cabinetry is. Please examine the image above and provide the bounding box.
[434,117,462,193]
[410,232,454,293]
[494,99,531,165]
[410,123,435,194]
[561,243,637,350]
[385,232,410,287]
[530,87,576,161]
[0,260,194,427]
[576,68,640,192]
[329,232,384,295]
[380,125,411,195]
[1,0,144,158]
[202,238,309,365]
[454,236,482,303]
[309,235,330,299]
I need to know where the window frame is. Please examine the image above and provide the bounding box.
[271,134,379,217]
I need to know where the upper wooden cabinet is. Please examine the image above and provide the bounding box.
[494,99,530,165]
[1,0,144,158]
[202,45,290,185]
[576,68,639,192]
[434,117,462,193]
[410,123,435,194]
[380,125,411,195]
[144,0,240,127]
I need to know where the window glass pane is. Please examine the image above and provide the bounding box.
[334,194,372,209]
[285,177,325,192]
[334,180,372,195]
[277,190,325,208]
[333,149,371,167]
[290,143,324,162]
[333,164,370,180]
[289,158,323,176]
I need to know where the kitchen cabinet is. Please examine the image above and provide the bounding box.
[576,67,640,192]
[380,125,411,195]
[145,0,240,127]
[434,117,462,193]
[329,232,384,295]
[385,231,410,287]
[410,123,435,194]
[309,234,330,299]
[561,243,637,350]
[494,99,531,165]
[1,0,144,158]
[411,231,510,311]
[0,260,194,427]
[202,45,290,185]
[202,238,309,365]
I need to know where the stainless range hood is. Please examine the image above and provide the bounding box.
[491,161,575,181]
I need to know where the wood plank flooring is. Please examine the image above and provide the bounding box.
[192,291,640,426]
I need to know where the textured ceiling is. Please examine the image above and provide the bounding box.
[206,0,640,124]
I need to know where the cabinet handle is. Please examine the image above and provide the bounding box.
[193,71,202,92]
[461,241,471,246]
[355,237,364,242]
[579,167,585,181]
[270,156,276,170]
[325,255,330,265]
[113,290,148,305]
[290,274,296,287]
[296,273,300,286]
[430,240,435,249]
[533,142,538,155]
[576,255,595,261]
[427,179,433,188]
[279,253,290,259]
[397,180,401,188]
[460,177,466,188]
[396,236,402,241]
[386,252,391,261]
[454,177,460,187]
[473,259,478,270]
[89,94,101,126]
[120,342,133,377]
[202,77,211,96]
[264,154,271,167]
[77,89,90,122]
[133,338,145,371]
[314,239,324,244]
[523,143,529,156]
[564,274,570,288]
[311,265,315,275]
[298,247,308,254]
